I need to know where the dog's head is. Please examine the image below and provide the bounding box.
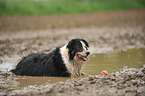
[67,39,90,62]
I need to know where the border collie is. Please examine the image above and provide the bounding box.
[11,39,90,77]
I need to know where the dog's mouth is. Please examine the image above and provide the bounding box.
[77,54,90,62]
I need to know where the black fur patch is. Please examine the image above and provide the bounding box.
[11,48,71,77]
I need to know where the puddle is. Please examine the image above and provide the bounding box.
[0,48,145,90]
[14,76,70,87]
[82,48,145,75]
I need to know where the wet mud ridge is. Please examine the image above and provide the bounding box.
[1,65,144,96]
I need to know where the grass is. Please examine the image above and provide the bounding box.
[0,0,145,16]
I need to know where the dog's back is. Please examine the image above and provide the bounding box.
[11,48,71,77]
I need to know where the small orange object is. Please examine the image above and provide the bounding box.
[101,70,108,76]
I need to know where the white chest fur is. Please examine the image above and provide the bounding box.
[60,45,83,77]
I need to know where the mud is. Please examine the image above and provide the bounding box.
[0,9,145,32]
[1,65,145,96]
[0,9,145,96]
[0,9,145,58]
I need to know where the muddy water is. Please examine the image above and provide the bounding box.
[82,48,145,75]
[0,48,145,90]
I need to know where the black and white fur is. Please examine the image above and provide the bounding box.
[11,39,90,77]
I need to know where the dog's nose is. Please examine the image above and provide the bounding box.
[86,52,90,56]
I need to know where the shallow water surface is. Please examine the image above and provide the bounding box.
[82,48,145,75]
[15,76,70,87]
[0,48,145,89]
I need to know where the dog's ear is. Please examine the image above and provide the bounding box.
[66,39,77,60]
[67,39,89,48]
[81,39,89,47]
[66,39,76,49]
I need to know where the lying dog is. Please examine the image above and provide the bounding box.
[11,39,90,77]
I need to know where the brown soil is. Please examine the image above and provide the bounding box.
[0,9,145,58]
[11,65,145,96]
[0,9,145,96]
[0,9,145,32]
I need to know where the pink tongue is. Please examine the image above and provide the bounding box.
[83,57,90,62]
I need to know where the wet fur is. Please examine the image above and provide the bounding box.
[11,39,89,77]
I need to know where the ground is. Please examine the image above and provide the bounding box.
[0,9,145,95]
